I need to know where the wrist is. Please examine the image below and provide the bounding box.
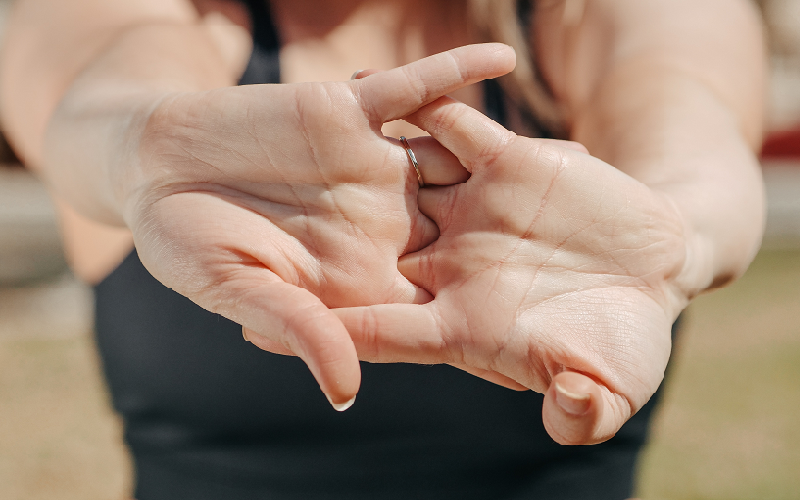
[115,90,188,230]
[654,159,764,311]
[40,83,182,227]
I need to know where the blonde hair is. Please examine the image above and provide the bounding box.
[467,0,566,137]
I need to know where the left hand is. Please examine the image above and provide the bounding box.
[119,45,515,407]
[336,95,690,445]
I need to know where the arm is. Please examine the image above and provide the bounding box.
[0,0,249,282]
[0,0,243,224]
[534,0,765,293]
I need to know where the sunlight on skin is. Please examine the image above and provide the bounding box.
[109,45,517,406]
[336,95,685,445]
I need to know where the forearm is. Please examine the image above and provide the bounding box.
[45,26,237,226]
[574,62,764,295]
[537,0,765,295]
[0,0,239,225]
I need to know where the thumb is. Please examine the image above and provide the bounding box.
[542,371,634,445]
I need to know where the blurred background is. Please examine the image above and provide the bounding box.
[1,1,799,498]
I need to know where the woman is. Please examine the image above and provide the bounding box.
[0,0,764,498]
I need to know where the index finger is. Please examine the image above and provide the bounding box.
[353,43,516,124]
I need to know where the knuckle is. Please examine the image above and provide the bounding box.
[445,49,469,85]
[400,64,430,108]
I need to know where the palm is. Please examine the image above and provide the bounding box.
[121,45,517,405]
[337,96,688,443]
[411,137,680,390]
[134,83,428,308]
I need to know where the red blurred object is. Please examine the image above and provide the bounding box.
[761,128,800,160]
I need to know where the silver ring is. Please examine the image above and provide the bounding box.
[400,136,425,187]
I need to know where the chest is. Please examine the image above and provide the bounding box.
[273,0,484,138]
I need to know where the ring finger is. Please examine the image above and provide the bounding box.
[399,135,471,186]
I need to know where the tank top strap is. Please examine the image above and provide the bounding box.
[238,0,281,85]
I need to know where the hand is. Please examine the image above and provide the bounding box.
[121,44,516,407]
[336,95,689,443]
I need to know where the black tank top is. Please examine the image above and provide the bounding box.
[94,3,665,498]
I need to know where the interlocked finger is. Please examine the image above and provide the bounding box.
[404,96,515,173]
[399,136,470,186]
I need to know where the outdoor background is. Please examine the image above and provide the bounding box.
[1,1,799,499]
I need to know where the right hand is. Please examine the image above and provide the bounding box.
[120,44,516,407]
[336,95,684,443]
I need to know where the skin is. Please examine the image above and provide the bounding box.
[57,43,519,404]
[0,0,764,445]
[337,94,683,445]
[337,0,766,444]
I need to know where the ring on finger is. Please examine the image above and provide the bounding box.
[400,136,425,187]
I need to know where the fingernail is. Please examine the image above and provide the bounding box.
[350,69,365,80]
[242,327,250,342]
[554,382,591,416]
[326,394,357,412]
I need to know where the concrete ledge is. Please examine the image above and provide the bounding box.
[0,273,93,341]
[0,166,67,285]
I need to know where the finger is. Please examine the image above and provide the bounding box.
[354,43,516,123]
[406,97,592,179]
[536,138,590,155]
[405,206,440,255]
[404,136,470,185]
[242,326,294,356]
[450,363,530,391]
[404,95,514,173]
[135,194,362,409]
[221,272,361,409]
[334,303,452,364]
[385,271,434,304]
[416,184,460,234]
[399,136,469,255]
[542,370,632,445]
